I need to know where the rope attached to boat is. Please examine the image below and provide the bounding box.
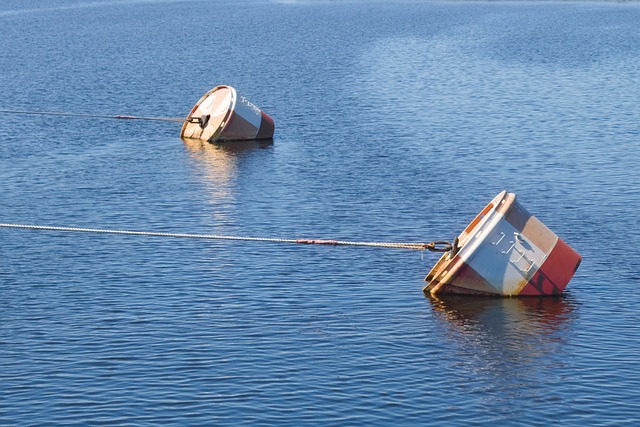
[0,109,184,122]
[0,223,452,252]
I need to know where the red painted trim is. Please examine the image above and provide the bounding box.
[256,112,275,139]
[520,239,581,295]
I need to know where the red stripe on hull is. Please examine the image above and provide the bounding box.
[256,112,275,139]
[519,239,581,296]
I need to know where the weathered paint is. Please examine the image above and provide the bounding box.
[424,191,581,297]
[180,86,274,143]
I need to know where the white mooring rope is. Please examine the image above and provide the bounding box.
[0,223,434,251]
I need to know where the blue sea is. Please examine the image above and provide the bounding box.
[1,1,640,425]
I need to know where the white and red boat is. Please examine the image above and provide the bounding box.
[424,191,581,297]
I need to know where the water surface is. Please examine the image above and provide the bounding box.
[1,1,640,425]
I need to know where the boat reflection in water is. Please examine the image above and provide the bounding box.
[181,138,273,222]
[426,294,578,399]
[428,295,576,333]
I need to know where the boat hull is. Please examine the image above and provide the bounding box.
[424,191,581,297]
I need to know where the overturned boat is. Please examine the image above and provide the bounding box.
[424,191,581,297]
[181,85,274,143]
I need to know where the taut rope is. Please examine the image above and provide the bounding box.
[0,223,452,252]
[0,109,184,122]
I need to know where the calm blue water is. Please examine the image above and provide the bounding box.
[2,0,640,425]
